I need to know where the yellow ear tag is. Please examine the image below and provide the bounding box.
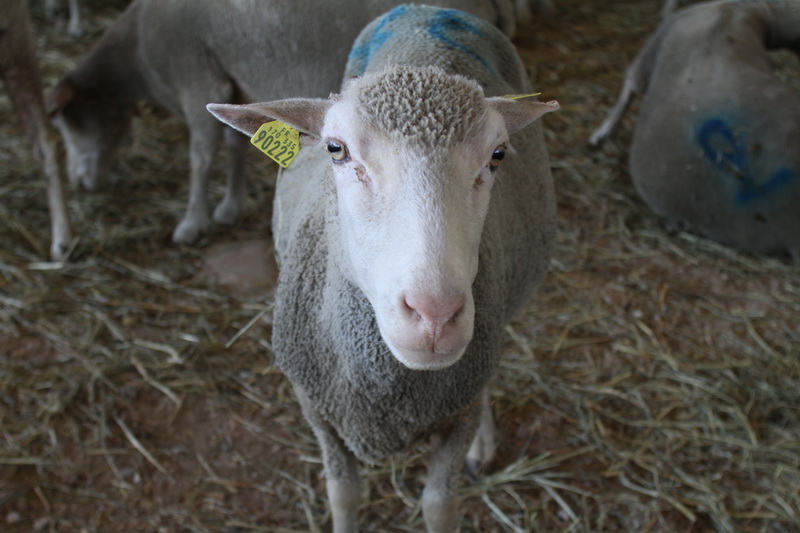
[501,93,542,100]
[250,121,300,168]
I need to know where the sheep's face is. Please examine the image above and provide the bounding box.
[321,90,507,371]
[50,82,130,191]
[205,66,559,370]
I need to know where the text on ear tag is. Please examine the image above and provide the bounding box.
[251,121,300,168]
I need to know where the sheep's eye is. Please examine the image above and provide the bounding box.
[327,140,349,162]
[489,146,506,169]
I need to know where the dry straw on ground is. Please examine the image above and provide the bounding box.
[1,0,798,531]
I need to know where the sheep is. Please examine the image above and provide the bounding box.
[208,4,558,531]
[1,0,72,260]
[590,0,800,257]
[47,0,518,246]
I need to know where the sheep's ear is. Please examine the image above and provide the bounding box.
[487,98,559,134]
[207,99,332,144]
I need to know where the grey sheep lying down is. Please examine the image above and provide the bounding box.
[209,5,558,532]
[591,0,800,258]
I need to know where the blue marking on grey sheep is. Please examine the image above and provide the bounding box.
[697,117,795,205]
[427,9,495,76]
[347,6,494,76]
[347,5,410,76]
[589,0,800,256]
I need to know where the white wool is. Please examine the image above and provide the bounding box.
[350,65,488,146]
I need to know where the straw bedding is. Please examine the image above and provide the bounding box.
[1,0,798,531]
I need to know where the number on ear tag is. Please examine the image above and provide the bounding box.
[250,121,300,168]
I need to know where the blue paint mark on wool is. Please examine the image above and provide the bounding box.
[348,5,410,76]
[348,6,494,77]
[697,117,795,205]
[427,9,495,77]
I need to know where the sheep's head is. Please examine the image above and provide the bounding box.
[48,76,132,191]
[208,66,558,370]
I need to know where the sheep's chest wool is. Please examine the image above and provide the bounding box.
[268,64,550,464]
[272,201,503,462]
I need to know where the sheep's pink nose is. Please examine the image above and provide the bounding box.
[403,292,466,337]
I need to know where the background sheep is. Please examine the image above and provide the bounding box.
[208,5,558,531]
[47,0,517,245]
[590,0,800,257]
[1,0,72,260]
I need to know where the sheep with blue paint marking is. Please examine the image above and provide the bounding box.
[590,0,800,257]
[208,4,558,531]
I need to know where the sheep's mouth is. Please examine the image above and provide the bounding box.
[386,342,469,371]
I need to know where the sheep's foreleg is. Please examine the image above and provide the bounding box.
[466,387,496,474]
[297,391,361,533]
[173,113,222,244]
[589,70,638,146]
[423,403,482,533]
[326,454,360,533]
[1,0,73,260]
[67,0,81,36]
[213,125,247,226]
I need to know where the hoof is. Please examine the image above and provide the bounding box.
[172,217,209,244]
[213,200,242,226]
[50,239,70,261]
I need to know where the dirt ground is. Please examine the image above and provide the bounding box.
[1,0,799,532]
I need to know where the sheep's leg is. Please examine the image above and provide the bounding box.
[517,0,553,24]
[7,81,73,260]
[589,70,639,146]
[212,126,246,226]
[515,0,533,25]
[173,115,222,244]
[588,47,651,147]
[296,391,361,532]
[67,0,81,36]
[39,116,73,260]
[590,19,669,147]
[423,404,482,533]
[466,387,497,474]
[1,2,73,260]
[323,439,361,533]
[313,424,361,532]
[44,0,58,18]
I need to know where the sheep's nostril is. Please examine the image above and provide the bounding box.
[403,292,466,333]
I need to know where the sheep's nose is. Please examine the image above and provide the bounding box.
[402,292,466,337]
